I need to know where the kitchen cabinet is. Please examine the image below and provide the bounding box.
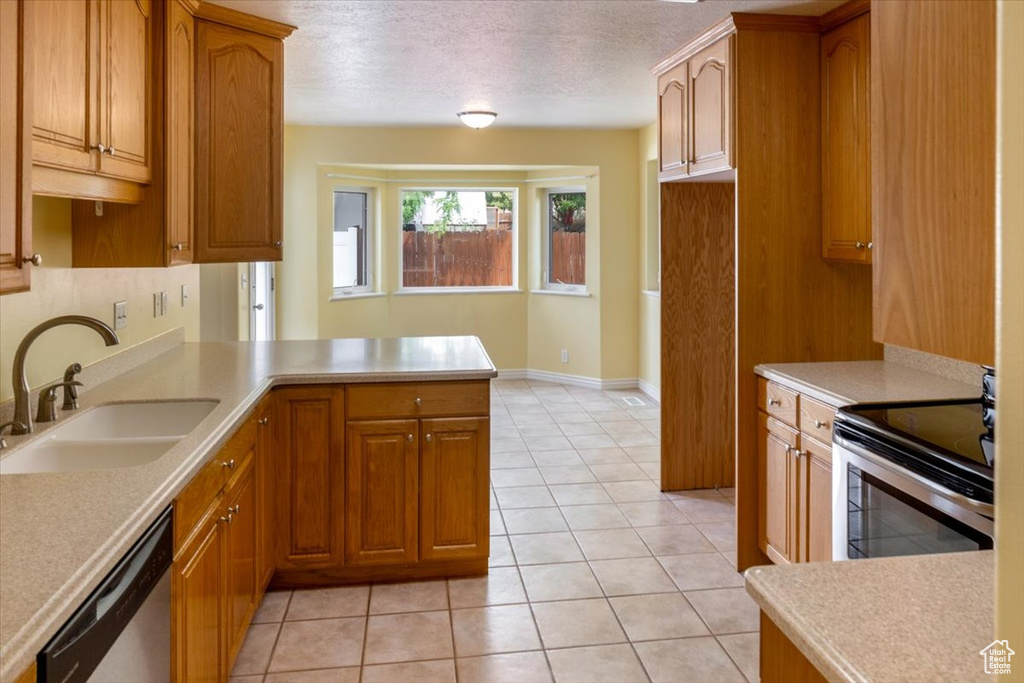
[72,0,198,268]
[223,453,257,668]
[821,10,871,263]
[800,435,833,564]
[255,396,275,591]
[0,0,34,295]
[657,62,688,181]
[29,0,152,202]
[194,5,293,263]
[759,414,798,564]
[872,0,996,366]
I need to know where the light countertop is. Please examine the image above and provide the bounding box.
[745,552,995,683]
[755,360,980,408]
[0,336,496,682]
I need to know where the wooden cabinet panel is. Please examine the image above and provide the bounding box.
[759,414,797,564]
[346,381,489,420]
[657,62,688,181]
[276,386,345,569]
[420,417,489,561]
[0,0,33,295]
[758,379,799,429]
[97,0,152,182]
[872,0,996,365]
[801,437,833,563]
[799,395,835,445]
[255,398,275,591]
[195,19,283,262]
[346,420,419,566]
[224,453,258,668]
[821,13,871,263]
[688,36,732,177]
[165,0,194,265]
[172,499,225,683]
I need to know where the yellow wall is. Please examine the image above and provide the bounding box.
[638,123,661,396]
[0,197,200,402]
[282,126,642,382]
[996,0,1024,667]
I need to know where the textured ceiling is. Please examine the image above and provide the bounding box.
[209,0,841,128]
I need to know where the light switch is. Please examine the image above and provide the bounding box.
[181,284,189,306]
[161,290,169,316]
[113,301,127,330]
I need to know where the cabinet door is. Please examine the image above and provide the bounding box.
[0,0,33,295]
[172,501,225,683]
[165,0,194,265]
[224,453,258,669]
[276,387,346,569]
[759,417,796,563]
[30,0,97,173]
[821,13,871,263]
[346,420,419,566]
[255,398,275,591]
[195,20,283,263]
[688,36,732,176]
[801,438,833,563]
[96,0,152,182]
[420,417,489,562]
[657,61,688,181]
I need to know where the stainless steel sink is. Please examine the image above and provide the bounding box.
[0,400,219,475]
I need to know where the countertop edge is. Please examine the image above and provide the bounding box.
[753,365,855,407]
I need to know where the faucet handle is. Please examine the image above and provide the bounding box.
[37,381,84,423]
[0,421,27,449]
[62,364,83,410]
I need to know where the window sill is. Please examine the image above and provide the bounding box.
[530,288,591,298]
[329,291,386,302]
[393,287,524,296]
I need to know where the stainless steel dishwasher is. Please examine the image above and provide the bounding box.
[38,507,172,683]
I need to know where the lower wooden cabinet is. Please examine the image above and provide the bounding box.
[801,436,833,563]
[255,396,275,590]
[759,414,799,564]
[224,454,258,667]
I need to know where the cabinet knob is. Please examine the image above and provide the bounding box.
[814,419,828,429]
[258,416,269,426]
[221,458,236,470]
[91,143,107,154]
[767,398,780,406]
[407,434,414,442]
[230,504,240,515]
[855,241,865,249]
[793,449,804,459]
[414,397,422,406]
[172,242,185,251]
[107,147,115,156]
[425,433,433,442]
[219,512,234,524]
[274,241,282,248]
[866,242,873,250]
[22,253,42,266]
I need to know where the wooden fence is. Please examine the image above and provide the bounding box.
[550,231,586,285]
[403,231,513,287]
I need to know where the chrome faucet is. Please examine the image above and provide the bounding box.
[10,315,119,435]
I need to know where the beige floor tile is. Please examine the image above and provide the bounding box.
[492,437,529,453]
[548,483,613,506]
[602,480,664,503]
[577,447,632,465]
[546,644,648,683]
[492,509,507,535]
[719,632,760,683]
[639,462,661,480]
[489,536,516,567]
[491,451,538,469]
[587,409,637,423]
[363,611,454,664]
[548,410,594,424]
[532,599,626,649]
[637,525,716,556]
[589,463,648,482]
[611,432,659,448]
[558,421,606,436]
[268,618,365,672]
[491,468,546,488]
[490,489,499,509]
[449,567,528,608]
[496,486,556,509]
[573,528,651,560]
[264,668,360,683]
[519,562,603,602]
[518,424,565,438]
[456,651,553,683]
[567,434,619,450]
[617,501,690,527]
[673,496,736,523]
[285,586,368,621]
[559,504,631,531]
[623,446,660,463]
[539,465,597,485]
[588,557,677,596]
[232,622,279,675]
[524,435,574,452]
[513,413,556,427]
[634,637,745,683]
[370,580,448,614]
[253,590,291,623]
[658,553,744,591]
[609,593,709,641]
[685,587,760,634]
[531,450,586,467]
[361,660,456,683]
[230,676,263,683]
[451,604,542,657]
[698,520,738,552]
[491,426,521,440]
[502,507,569,534]
[510,532,584,564]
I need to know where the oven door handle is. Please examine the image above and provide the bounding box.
[834,432,995,518]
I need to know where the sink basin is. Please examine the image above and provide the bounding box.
[0,400,219,475]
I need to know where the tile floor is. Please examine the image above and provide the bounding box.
[230,379,757,683]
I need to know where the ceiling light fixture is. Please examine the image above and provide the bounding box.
[457,111,497,129]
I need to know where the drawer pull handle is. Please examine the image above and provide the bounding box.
[793,449,804,459]
[219,512,234,524]
[172,242,185,251]
[425,433,433,442]
[258,417,269,426]
[814,419,828,429]
[221,458,236,470]
[767,398,780,406]
[230,504,240,515]
[855,241,865,249]
[22,253,43,266]
[407,434,414,442]
[414,397,422,406]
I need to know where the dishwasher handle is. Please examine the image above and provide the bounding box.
[38,506,173,683]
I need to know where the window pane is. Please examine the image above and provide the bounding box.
[334,191,367,289]
[548,192,586,286]
[401,190,514,288]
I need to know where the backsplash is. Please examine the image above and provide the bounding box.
[884,344,987,387]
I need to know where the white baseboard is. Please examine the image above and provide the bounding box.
[638,379,660,402]
[496,368,640,392]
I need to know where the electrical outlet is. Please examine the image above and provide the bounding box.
[161,290,169,316]
[181,284,189,306]
[113,301,127,330]
[560,349,569,363]
[153,293,162,317]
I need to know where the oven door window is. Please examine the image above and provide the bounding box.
[847,465,993,559]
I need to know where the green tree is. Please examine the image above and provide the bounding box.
[428,191,462,235]
[551,193,586,229]
[485,191,513,211]
[402,191,431,225]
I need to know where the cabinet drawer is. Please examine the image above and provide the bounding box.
[763,413,799,449]
[758,378,799,427]
[800,396,836,445]
[346,381,489,420]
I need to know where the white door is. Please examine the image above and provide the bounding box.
[249,262,275,341]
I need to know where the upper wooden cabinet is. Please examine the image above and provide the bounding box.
[821,10,871,263]
[0,0,34,295]
[872,0,997,365]
[29,0,152,202]
[654,32,734,182]
[194,5,293,263]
